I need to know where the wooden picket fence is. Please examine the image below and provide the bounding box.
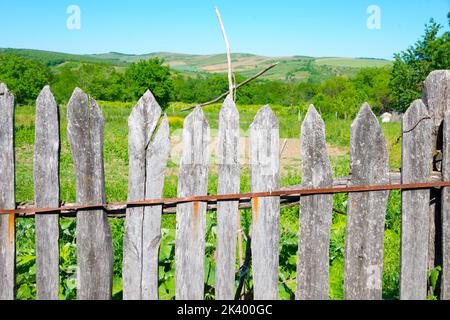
[0,70,450,300]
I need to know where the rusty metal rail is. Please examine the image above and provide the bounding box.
[1,171,447,218]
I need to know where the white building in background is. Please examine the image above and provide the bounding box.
[381,112,392,123]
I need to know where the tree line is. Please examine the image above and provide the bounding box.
[0,12,448,115]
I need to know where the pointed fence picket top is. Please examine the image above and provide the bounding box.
[215,95,240,300]
[0,83,15,300]
[442,107,450,300]
[67,88,114,300]
[296,105,333,300]
[34,86,60,300]
[123,90,170,300]
[250,105,280,300]
[400,99,433,300]
[175,107,210,300]
[344,103,389,300]
[423,70,450,142]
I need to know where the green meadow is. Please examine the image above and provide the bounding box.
[14,100,406,300]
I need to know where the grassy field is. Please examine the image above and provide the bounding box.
[315,57,392,68]
[13,100,405,300]
[1,48,392,82]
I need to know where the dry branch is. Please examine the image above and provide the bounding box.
[215,6,234,98]
[181,63,279,112]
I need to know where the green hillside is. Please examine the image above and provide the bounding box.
[0,48,392,82]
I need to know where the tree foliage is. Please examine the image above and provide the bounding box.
[0,54,52,104]
[390,15,450,112]
[125,58,173,108]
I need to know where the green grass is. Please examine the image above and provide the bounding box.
[13,100,404,300]
[315,57,392,68]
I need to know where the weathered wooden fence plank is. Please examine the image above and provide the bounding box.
[34,86,60,300]
[216,95,240,300]
[67,88,114,300]
[296,105,333,300]
[123,90,170,300]
[0,83,15,300]
[422,70,450,275]
[175,107,210,300]
[423,70,450,144]
[442,107,450,300]
[400,99,433,300]
[344,103,389,300]
[250,105,280,300]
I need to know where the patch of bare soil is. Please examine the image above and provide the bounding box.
[167,136,347,175]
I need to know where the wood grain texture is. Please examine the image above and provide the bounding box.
[123,90,170,300]
[34,86,60,300]
[175,107,210,300]
[67,88,113,300]
[400,99,432,300]
[442,107,450,300]
[250,105,280,300]
[296,105,333,300]
[422,70,450,273]
[344,103,389,300]
[215,95,240,300]
[423,70,450,138]
[0,82,15,300]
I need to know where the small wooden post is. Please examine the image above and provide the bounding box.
[344,103,389,300]
[175,107,210,300]
[215,95,240,300]
[250,105,280,300]
[34,86,60,300]
[67,88,114,300]
[0,83,15,300]
[123,90,170,300]
[400,99,432,300]
[296,105,333,300]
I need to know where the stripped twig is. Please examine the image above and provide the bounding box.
[215,6,234,99]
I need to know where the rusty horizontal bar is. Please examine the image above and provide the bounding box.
[1,171,447,216]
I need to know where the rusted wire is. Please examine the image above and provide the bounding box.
[1,180,449,216]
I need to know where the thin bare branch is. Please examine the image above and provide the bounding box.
[215,6,234,98]
[181,62,279,112]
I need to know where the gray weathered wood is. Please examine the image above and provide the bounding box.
[296,105,333,300]
[215,95,240,300]
[67,88,113,300]
[123,90,170,300]
[442,107,450,300]
[423,70,450,143]
[34,86,60,300]
[0,82,15,300]
[175,107,210,300]
[250,105,280,300]
[422,70,450,273]
[400,99,432,300]
[344,103,389,300]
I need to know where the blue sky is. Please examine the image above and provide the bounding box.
[0,0,449,59]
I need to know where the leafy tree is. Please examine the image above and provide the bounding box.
[125,58,173,108]
[51,63,128,104]
[51,65,79,103]
[353,67,391,113]
[0,54,52,104]
[390,14,450,112]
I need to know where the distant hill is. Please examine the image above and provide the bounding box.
[0,48,392,82]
